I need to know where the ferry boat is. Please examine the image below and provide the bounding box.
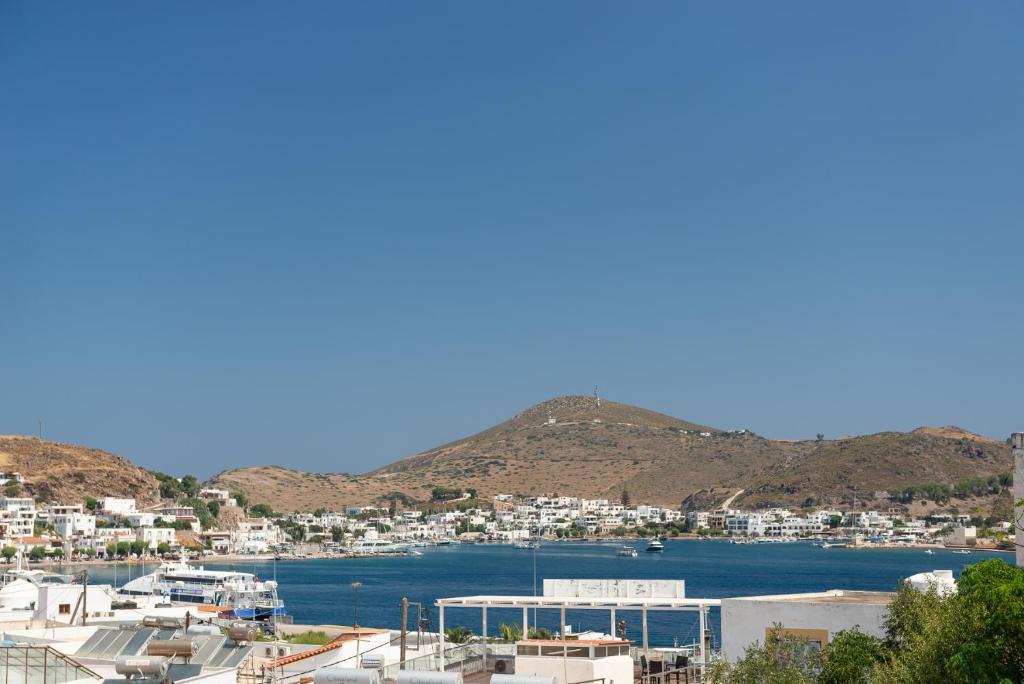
[646,539,665,553]
[615,546,638,557]
[118,561,286,621]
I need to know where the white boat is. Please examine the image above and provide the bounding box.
[952,549,971,555]
[513,541,538,550]
[646,539,664,553]
[118,560,285,621]
[821,542,847,549]
[924,549,934,555]
[615,546,638,557]
[351,539,410,555]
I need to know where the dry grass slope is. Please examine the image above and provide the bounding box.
[209,396,1012,515]
[0,435,161,506]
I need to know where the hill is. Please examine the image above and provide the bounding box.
[0,436,161,506]
[209,396,1012,515]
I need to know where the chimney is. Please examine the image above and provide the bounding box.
[1013,433,1023,568]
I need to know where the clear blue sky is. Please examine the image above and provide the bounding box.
[2,2,1022,478]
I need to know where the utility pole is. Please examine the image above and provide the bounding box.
[37,419,42,439]
[400,597,409,668]
[81,570,88,626]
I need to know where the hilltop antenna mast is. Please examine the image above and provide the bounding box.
[37,419,42,439]
[594,386,600,408]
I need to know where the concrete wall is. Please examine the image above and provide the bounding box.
[720,592,890,662]
[514,655,633,684]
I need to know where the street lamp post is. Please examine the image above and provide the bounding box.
[351,581,363,627]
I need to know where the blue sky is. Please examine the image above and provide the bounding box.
[2,2,1022,478]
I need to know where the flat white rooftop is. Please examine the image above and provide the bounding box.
[436,595,721,609]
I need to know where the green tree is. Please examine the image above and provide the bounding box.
[1,546,16,562]
[28,546,46,561]
[705,628,819,684]
[232,491,249,509]
[873,559,1024,684]
[84,547,96,558]
[115,541,131,557]
[207,500,220,518]
[106,542,118,558]
[156,542,171,555]
[331,526,344,543]
[621,488,630,506]
[184,498,216,530]
[129,541,147,557]
[527,627,552,639]
[250,503,275,518]
[179,475,200,497]
[50,547,64,559]
[817,628,884,684]
[444,626,474,644]
[84,496,98,511]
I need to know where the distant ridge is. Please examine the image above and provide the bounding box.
[209,395,1012,515]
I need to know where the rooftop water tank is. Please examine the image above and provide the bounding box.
[314,668,382,684]
[397,672,463,684]
[147,639,198,658]
[115,655,169,679]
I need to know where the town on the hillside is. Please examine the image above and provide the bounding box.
[0,469,1010,563]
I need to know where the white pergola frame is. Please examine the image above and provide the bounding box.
[435,595,721,671]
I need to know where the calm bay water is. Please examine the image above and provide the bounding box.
[71,540,1002,646]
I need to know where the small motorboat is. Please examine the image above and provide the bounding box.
[616,546,638,557]
[646,539,665,553]
[924,549,934,555]
[952,549,971,555]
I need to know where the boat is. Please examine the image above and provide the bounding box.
[924,549,934,555]
[118,560,286,621]
[351,539,410,555]
[514,541,538,550]
[407,549,423,557]
[646,539,665,553]
[952,549,971,555]
[821,542,847,549]
[615,546,638,557]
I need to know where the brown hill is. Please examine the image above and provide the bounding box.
[209,396,1013,515]
[0,435,161,506]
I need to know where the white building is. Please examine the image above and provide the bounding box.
[52,512,96,540]
[720,590,893,661]
[97,497,137,516]
[0,498,37,538]
[137,526,176,550]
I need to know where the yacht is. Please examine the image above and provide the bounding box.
[646,539,665,553]
[118,560,286,621]
[615,546,638,557]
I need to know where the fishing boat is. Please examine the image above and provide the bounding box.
[118,560,286,621]
[646,539,665,553]
[615,546,638,557]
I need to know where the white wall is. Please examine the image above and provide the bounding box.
[514,655,633,684]
[720,592,891,662]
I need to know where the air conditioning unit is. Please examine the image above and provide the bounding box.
[264,646,292,658]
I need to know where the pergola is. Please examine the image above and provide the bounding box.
[435,594,721,670]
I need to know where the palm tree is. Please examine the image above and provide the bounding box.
[498,623,523,642]
[527,627,552,640]
[445,626,474,644]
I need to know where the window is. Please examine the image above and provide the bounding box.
[58,604,70,614]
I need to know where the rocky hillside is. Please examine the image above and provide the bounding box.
[209,396,1013,515]
[0,436,161,506]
